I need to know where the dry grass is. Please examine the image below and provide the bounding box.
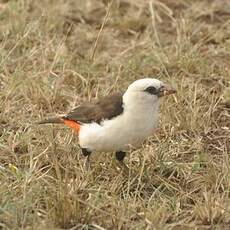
[0,0,230,229]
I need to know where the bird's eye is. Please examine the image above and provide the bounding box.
[144,86,158,95]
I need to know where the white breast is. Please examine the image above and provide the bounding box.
[79,100,159,152]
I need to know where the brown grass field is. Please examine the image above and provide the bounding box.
[0,0,230,229]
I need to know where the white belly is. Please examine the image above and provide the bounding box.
[78,107,158,152]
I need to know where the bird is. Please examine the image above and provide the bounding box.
[38,78,176,170]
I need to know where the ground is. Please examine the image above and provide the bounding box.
[0,0,230,229]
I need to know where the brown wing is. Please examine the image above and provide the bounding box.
[63,93,124,124]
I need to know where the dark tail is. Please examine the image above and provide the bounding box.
[37,117,64,125]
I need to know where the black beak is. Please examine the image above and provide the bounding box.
[158,85,176,97]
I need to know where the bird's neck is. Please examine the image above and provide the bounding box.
[122,97,159,119]
[123,93,159,114]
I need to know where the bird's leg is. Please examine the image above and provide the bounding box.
[115,151,129,173]
[81,148,91,171]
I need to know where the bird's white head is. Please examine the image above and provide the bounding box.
[123,78,176,111]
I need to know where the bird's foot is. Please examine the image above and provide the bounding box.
[117,161,130,175]
[83,156,91,171]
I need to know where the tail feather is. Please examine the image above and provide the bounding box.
[37,117,64,125]
[37,116,81,134]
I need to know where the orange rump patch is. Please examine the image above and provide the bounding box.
[62,119,81,134]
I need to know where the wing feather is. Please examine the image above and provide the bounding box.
[63,93,123,124]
